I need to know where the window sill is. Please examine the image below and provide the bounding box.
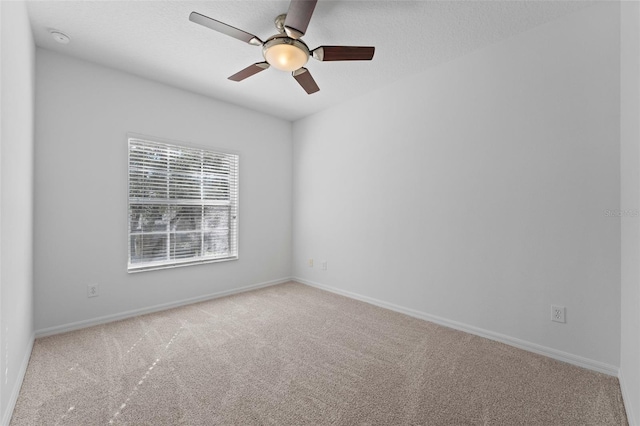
[127,256,239,273]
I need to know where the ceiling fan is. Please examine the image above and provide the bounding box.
[189,0,375,94]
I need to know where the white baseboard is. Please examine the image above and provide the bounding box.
[619,368,637,426]
[35,277,292,338]
[2,333,35,426]
[294,277,619,377]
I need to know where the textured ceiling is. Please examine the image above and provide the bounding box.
[27,1,594,121]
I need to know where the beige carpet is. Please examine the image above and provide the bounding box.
[11,282,627,425]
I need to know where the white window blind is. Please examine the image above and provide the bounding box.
[128,137,239,272]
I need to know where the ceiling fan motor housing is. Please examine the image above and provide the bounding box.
[274,13,288,33]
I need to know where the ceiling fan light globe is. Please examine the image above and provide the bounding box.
[262,36,310,72]
[265,44,308,71]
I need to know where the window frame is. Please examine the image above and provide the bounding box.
[127,134,239,273]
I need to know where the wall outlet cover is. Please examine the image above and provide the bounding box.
[551,305,566,323]
[87,284,100,298]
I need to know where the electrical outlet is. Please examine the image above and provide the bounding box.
[308,259,313,267]
[87,284,99,298]
[321,261,327,270]
[551,305,565,323]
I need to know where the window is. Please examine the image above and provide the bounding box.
[128,137,238,272]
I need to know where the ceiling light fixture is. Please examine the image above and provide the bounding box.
[262,36,309,72]
[50,30,70,44]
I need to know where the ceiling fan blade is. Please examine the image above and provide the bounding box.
[190,12,263,46]
[292,68,320,94]
[283,0,317,39]
[311,46,375,61]
[228,62,270,82]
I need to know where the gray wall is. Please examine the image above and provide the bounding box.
[620,1,640,423]
[34,49,293,332]
[292,3,621,370]
[0,1,35,423]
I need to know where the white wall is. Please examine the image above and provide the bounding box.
[0,1,35,424]
[620,1,640,423]
[293,3,621,370]
[34,49,292,332]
